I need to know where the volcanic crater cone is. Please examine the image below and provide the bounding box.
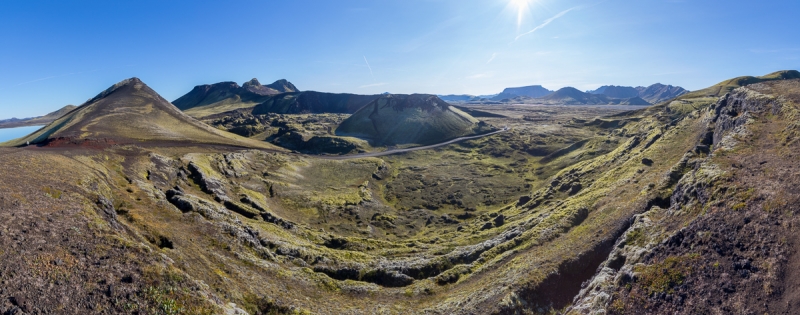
[335,94,481,145]
[5,78,279,149]
[251,91,381,115]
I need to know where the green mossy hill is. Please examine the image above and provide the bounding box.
[251,91,381,115]
[3,78,279,149]
[335,94,481,145]
[0,104,78,128]
[681,70,800,99]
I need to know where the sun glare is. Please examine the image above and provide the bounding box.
[510,0,532,28]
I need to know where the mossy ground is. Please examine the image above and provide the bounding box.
[6,81,800,314]
[2,102,659,313]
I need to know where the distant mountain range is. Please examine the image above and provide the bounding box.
[0,105,78,129]
[537,87,651,105]
[587,84,688,104]
[438,94,497,103]
[439,83,688,106]
[496,85,553,99]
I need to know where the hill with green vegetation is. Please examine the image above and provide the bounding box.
[0,105,77,129]
[681,70,800,99]
[251,91,381,115]
[335,94,484,145]
[173,78,298,118]
[1,78,281,149]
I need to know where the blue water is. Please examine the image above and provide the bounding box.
[0,126,43,143]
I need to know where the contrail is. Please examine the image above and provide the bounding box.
[515,6,580,41]
[363,56,375,81]
[487,53,498,64]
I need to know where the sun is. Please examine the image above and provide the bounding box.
[510,0,532,28]
[510,0,530,7]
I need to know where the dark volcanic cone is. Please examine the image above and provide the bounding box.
[252,91,381,115]
[335,94,480,145]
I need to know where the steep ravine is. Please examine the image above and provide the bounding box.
[567,83,800,314]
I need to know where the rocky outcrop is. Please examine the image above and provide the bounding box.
[712,89,781,148]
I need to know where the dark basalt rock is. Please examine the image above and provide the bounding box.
[187,162,229,202]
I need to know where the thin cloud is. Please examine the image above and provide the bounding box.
[515,6,581,41]
[487,53,498,64]
[750,48,800,54]
[15,75,60,86]
[466,73,490,79]
[363,56,375,81]
[359,82,387,88]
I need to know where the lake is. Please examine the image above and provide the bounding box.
[0,126,43,143]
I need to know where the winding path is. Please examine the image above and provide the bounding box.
[319,128,508,160]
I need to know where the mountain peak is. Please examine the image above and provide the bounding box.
[86,77,150,104]
[266,79,298,93]
[243,78,262,88]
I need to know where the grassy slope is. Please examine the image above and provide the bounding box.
[183,99,262,119]
[681,70,800,99]
[599,79,800,314]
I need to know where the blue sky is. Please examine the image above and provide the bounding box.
[1,0,799,119]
